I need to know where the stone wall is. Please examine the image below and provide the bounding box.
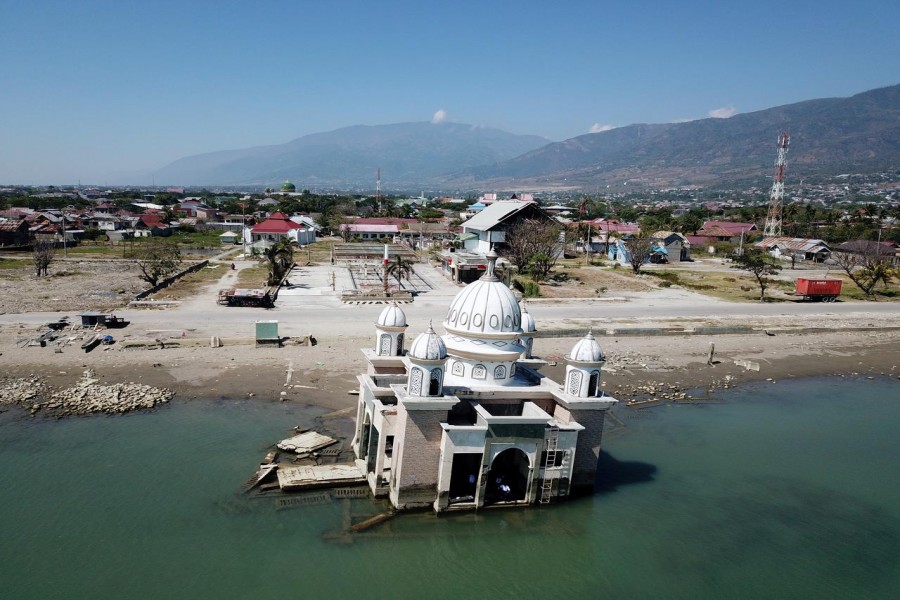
[392,408,445,509]
[567,409,607,489]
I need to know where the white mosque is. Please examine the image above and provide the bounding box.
[351,250,617,512]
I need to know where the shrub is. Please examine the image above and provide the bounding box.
[515,279,541,298]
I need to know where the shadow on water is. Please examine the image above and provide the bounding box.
[593,450,657,493]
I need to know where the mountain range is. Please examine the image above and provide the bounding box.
[152,84,900,190]
[151,123,550,188]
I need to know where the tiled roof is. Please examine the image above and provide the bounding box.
[252,212,302,233]
[701,221,757,234]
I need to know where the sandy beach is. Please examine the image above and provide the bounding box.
[2,256,898,417]
[3,319,898,416]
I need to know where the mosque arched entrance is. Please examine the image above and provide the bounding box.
[485,448,530,504]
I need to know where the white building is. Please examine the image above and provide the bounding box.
[352,251,617,512]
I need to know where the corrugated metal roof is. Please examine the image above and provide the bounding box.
[757,237,830,253]
[460,200,533,232]
[344,224,400,233]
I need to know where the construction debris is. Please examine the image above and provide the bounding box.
[277,431,337,454]
[0,370,174,417]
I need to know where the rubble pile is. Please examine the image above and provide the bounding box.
[0,371,174,417]
[604,350,671,372]
[0,376,48,407]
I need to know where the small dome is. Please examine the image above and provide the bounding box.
[569,330,604,363]
[409,323,447,361]
[444,250,522,337]
[520,302,536,333]
[280,180,296,192]
[376,302,407,328]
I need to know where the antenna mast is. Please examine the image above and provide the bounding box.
[376,167,382,212]
[763,131,789,237]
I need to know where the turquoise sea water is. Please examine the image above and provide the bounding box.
[1,377,898,599]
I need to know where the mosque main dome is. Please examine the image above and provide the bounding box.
[443,251,522,339]
[280,180,296,192]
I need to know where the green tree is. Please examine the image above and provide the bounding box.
[385,255,414,291]
[503,219,562,278]
[134,239,182,287]
[731,248,782,302]
[264,239,294,286]
[835,246,896,298]
[624,231,658,274]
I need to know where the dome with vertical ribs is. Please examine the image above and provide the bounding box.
[520,302,536,333]
[568,330,604,363]
[443,250,522,339]
[409,323,447,361]
[376,301,407,328]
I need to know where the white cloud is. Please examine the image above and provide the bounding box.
[431,109,448,124]
[708,106,737,119]
[589,123,615,133]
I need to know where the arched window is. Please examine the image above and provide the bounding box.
[452,361,464,376]
[409,367,423,396]
[396,333,404,355]
[494,365,506,380]
[472,364,487,380]
[588,370,601,396]
[429,369,442,396]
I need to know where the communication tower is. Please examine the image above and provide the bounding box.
[763,132,790,237]
[376,167,382,212]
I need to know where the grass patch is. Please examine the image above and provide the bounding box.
[149,263,227,301]
[0,258,26,270]
[646,270,682,284]
[236,263,268,288]
[63,245,125,257]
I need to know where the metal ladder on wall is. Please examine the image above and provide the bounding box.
[540,426,559,504]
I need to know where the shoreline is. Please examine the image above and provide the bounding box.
[2,327,898,420]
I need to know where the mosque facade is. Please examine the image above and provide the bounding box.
[351,251,617,512]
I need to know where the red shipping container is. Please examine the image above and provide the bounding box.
[795,278,842,297]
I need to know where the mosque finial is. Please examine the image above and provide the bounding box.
[483,248,499,281]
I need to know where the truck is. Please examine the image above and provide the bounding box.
[795,278,842,302]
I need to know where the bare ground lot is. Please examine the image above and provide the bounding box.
[0,258,147,314]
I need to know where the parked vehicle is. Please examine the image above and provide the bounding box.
[795,278,842,302]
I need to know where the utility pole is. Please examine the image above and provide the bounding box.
[763,132,790,238]
[239,201,248,258]
[61,207,67,257]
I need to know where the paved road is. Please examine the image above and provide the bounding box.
[3,262,899,340]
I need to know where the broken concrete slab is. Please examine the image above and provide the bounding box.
[277,464,366,491]
[277,431,337,454]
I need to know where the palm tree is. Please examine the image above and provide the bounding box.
[385,255,414,292]
[264,239,294,286]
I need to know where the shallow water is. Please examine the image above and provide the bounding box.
[1,377,898,599]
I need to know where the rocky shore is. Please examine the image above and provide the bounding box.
[0,370,174,417]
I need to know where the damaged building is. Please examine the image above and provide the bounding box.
[351,250,617,512]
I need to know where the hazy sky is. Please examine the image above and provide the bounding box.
[2,0,898,184]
